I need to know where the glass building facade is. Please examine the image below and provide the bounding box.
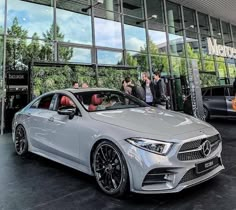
[1,0,236,133]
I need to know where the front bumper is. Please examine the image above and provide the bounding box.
[121,134,224,194]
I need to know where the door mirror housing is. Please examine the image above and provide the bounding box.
[58,106,76,120]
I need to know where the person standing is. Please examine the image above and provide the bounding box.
[141,72,156,106]
[153,71,167,108]
[72,81,79,89]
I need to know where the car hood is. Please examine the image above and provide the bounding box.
[89,107,212,137]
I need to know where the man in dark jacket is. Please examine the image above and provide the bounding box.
[141,72,156,105]
[153,71,167,106]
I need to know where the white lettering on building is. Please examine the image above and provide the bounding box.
[207,37,236,59]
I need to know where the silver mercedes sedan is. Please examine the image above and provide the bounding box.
[12,88,224,197]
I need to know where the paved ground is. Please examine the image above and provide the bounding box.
[0,119,236,210]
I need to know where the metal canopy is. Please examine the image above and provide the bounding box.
[171,0,236,25]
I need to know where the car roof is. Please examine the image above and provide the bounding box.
[66,88,116,93]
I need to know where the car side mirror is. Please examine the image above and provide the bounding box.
[58,106,76,120]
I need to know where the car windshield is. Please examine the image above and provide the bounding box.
[74,90,148,112]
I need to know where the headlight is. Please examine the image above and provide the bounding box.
[126,138,173,155]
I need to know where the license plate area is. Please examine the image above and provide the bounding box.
[195,157,220,174]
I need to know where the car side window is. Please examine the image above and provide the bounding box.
[202,89,211,96]
[212,88,224,96]
[57,95,76,110]
[37,95,54,110]
[31,99,40,109]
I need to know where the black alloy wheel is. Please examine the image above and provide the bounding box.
[15,125,28,156]
[93,141,129,197]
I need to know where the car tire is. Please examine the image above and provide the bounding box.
[93,140,129,197]
[204,106,210,121]
[14,125,29,156]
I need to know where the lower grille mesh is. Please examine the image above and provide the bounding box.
[179,162,220,184]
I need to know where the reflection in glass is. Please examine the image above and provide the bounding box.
[227,59,236,78]
[211,17,222,39]
[202,60,215,72]
[94,16,122,49]
[58,47,91,64]
[148,23,167,54]
[171,56,187,76]
[56,5,92,45]
[232,26,236,42]
[7,0,53,39]
[217,62,227,78]
[6,37,54,71]
[146,0,164,24]
[126,51,148,71]
[166,1,182,29]
[97,50,123,65]
[198,12,210,35]
[150,55,169,75]
[200,34,213,60]
[0,0,4,33]
[169,28,185,57]
[93,0,121,13]
[185,31,200,59]
[124,16,146,51]
[222,22,232,42]
[183,8,197,32]
[123,0,144,19]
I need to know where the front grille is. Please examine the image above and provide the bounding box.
[179,161,220,184]
[142,168,174,187]
[178,135,221,161]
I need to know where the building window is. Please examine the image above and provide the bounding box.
[93,0,121,13]
[166,1,182,29]
[7,0,54,39]
[126,51,148,70]
[0,0,4,34]
[94,10,122,49]
[183,8,197,32]
[57,1,92,45]
[58,46,92,64]
[217,62,227,78]
[97,50,123,65]
[198,12,210,35]
[222,22,232,42]
[185,31,200,59]
[124,15,146,52]
[146,0,165,24]
[210,17,222,39]
[169,28,185,57]
[123,0,144,19]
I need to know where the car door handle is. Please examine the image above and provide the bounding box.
[48,117,54,122]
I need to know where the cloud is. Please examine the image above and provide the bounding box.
[70,48,91,63]
[94,18,122,48]
[126,37,145,51]
[97,50,122,65]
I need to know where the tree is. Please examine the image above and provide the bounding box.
[6,17,28,70]
[43,24,73,62]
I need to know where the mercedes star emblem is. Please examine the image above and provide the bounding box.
[202,140,211,157]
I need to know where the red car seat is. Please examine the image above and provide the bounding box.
[88,94,103,111]
[60,96,74,107]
